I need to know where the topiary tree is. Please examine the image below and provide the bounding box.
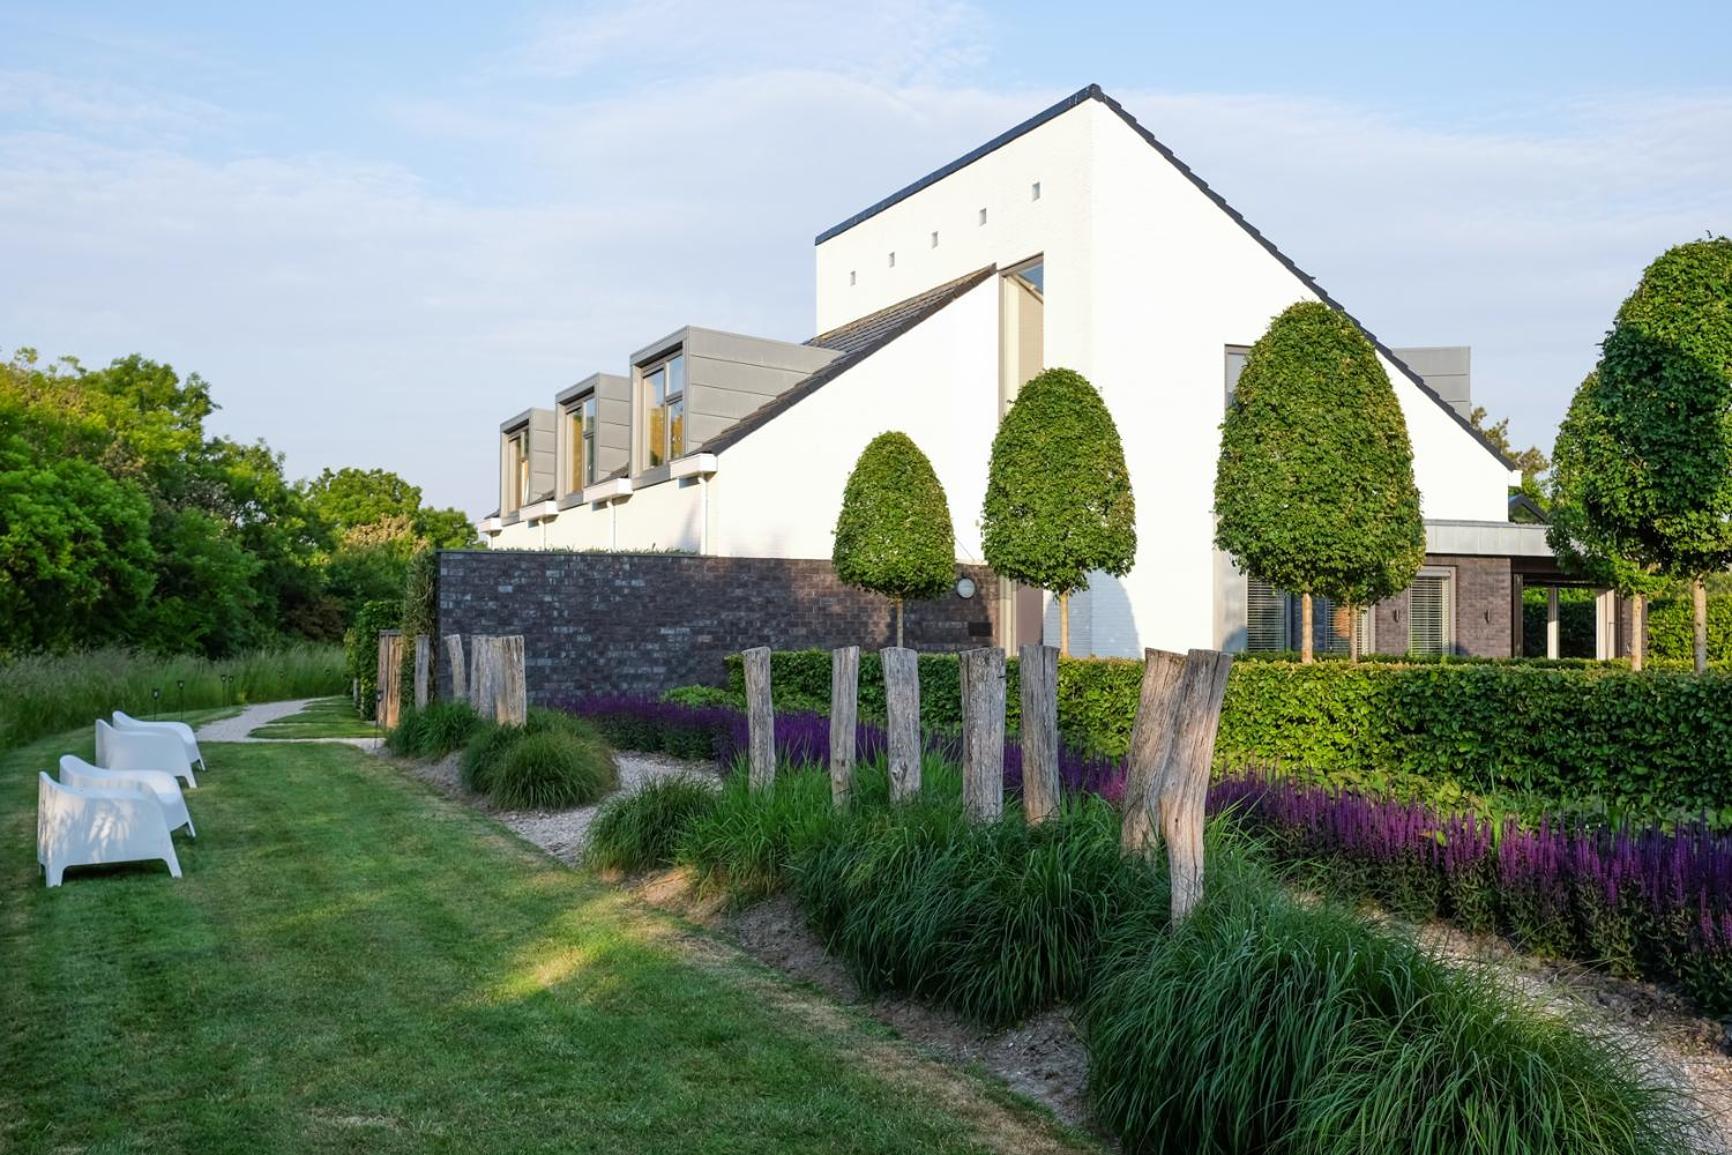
[1546,371,1669,669]
[832,432,956,647]
[1214,301,1424,663]
[981,368,1136,655]
[1594,237,1732,674]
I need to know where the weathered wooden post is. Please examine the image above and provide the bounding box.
[413,634,432,710]
[829,646,859,808]
[960,647,1005,823]
[1120,648,1187,853]
[468,635,489,714]
[376,630,404,729]
[497,635,527,725]
[1147,649,1234,923]
[1018,644,1060,822]
[742,646,775,792]
[882,646,921,802]
[444,634,466,702]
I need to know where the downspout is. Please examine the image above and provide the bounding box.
[699,473,709,555]
[610,499,618,550]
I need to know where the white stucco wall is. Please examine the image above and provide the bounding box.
[713,277,1000,560]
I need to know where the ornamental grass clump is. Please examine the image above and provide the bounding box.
[387,699,483,759]
[584,776,720,874]
[1083,878,1691,1155]
[489,730,618,810]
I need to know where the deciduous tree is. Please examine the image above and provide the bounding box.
[833,432,956,647]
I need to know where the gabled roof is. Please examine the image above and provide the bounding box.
[815,84,1515,470]
[703,265,997,455]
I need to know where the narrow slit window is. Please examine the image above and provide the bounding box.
[888,251,895,268]
[1031,181,1041,201]
[978,207,988,225]
[931,231,939,248]
[849,270,856,286]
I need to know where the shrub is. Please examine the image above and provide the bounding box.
[343,599,399,719]
[831,431,957,647]
[1083,881,1687,1155]
[584,776,720,873]
[660,684,735,708]
[677,766,850,901]
[489,730,618,810]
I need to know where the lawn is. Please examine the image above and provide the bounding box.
[248,694,380,739]
[1,728,1090,1154]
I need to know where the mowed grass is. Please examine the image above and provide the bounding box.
[0,730,1087,1155]
[248,695,379,739]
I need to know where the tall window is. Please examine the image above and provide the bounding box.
[1225,345,1250,408]
[565,394,597,492]
[504,430,528,513]
[1246,577,1290,651]
[1409,569,1456,656]
[643,352,685,468]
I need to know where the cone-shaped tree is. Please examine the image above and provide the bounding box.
[1594,237,1732,673]
[1213,301,1424,662]
[1547,371,1669,669]
[832,431,956,647]
[981,368,1137,655]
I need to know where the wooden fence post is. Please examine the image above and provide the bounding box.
[830,646,858,808]
[882,646,921,802]
[960,647,1005,823]
[444,634,466,702]
[376,630,403,729]
[1018,644,1060,823]
[1120,648,1187,853]
[413,634,432,710]
[742,646,775,791]
[498,635,527,725]
[1147,649,1234,923]
[468,635,488,714]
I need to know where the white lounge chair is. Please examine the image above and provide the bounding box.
[112,710,205,770]
[37,772,182,888]
[95,720,197,789]
[60,755,195,837]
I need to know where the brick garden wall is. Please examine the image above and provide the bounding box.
[435,550,999,703]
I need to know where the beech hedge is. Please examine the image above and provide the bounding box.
[723,650,1732,814]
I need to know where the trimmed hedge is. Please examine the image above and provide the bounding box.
[725,650,1732,815]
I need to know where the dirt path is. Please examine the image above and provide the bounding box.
[196,699,381,749]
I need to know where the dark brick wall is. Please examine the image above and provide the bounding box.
[1370,554,1512,658]
[435,551,999,703]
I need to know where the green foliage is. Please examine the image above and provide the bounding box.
[460,709,610,803]
[1649,592,1732,663]
[831,432,956,611]
[981,367,1136,598]
[661,684,736,708]
[343,599,400,720]
[396,549,438,715]
[0,644,345,748]
[1083,879,1685,1155]
[1214,302,1424,609]
[489,729,619,810]
[1593,238,1732,586]
[1520,587,1597,658]
[386,699,483,759]
[584,777,721,873]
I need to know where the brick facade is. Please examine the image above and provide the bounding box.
[1369,553,1512,658]
[435,551,999,703]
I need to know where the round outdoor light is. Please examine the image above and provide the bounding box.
[955,577,976,599]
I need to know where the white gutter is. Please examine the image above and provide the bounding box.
[478,516,503,535]
[524,499,559,521]
[582,476,633,503]
[669,453,719,479]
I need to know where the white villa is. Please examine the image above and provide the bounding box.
[482,85,1610,661]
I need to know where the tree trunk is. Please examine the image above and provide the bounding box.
[1632,593,1646,672]
[1148,649,1235,924]
[1300,593,1314,664]
[1121,649,1187,854]
[742,646,775,792]
[894,595,904,649]
[829,646,858,809]
[1059,593,1070,657]
[959,647,1005,824]
[882,646,922,802]
[1695,577,1709,674]
[1018,644,1060,823]
[1347,607,1361,663]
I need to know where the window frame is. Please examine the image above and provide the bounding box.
[503,428,529,514]
[638,349,686,469]
[562,391,598,494]
[1408,566,1457,656]
[1224,344,1251,410]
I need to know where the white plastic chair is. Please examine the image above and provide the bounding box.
[37,772,182,888]
[95,720,197,789]
[112,710,205,770]
[60,755,195,837]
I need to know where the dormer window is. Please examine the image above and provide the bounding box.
[643,351,686,468]
[504,429,528,513]
[563,392,597,492]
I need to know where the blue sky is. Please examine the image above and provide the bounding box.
[3,1,1728,512]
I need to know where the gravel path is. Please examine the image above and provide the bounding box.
[195,699,382,750]
[402,750,718,864]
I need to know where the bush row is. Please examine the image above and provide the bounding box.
[388,703,619,810]
[721,650,1732,816]
[582,755,1689,1153]
[1211,773,1732,1016]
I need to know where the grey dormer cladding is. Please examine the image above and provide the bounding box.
[555,372,631,501]
[628,326,838,457]
[499,406,555,517]
[1392,347,1471,421]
